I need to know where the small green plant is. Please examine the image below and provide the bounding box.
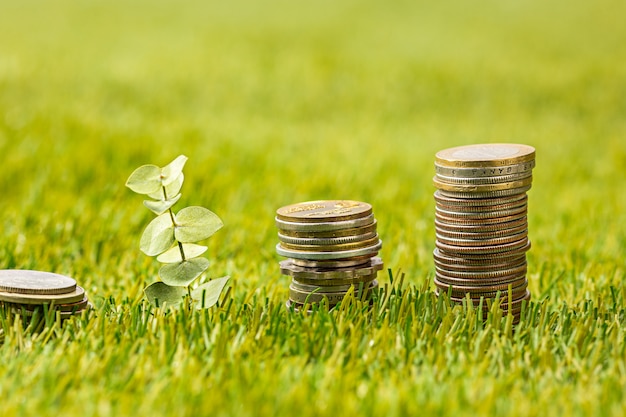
[125,155,229,309]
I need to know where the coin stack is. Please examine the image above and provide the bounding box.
[0,270,91,321]
[433,143,535,323]
[275,200,383,311]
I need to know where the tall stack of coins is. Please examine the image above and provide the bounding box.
[0,270,91,321]
[433,144,535,322]
[275,200,383,310]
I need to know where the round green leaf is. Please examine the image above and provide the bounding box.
[174,206,223,243]
[147,173,184,200]
[192,276,230,309]
[161,155,188,186]
[144,282,186,308]
[159,257,210,286]
[140,213,175,256]
[156,243,208,263]
[143,193,181,215]
[126,164,162,194]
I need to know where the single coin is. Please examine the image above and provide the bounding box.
[280,257,384,279]
[290,275,378,293]
[291,256,374,268]
[289,280,378,304]
[434,280,528,299]
[278,222,377,238]
[434,216,527,233]
[433,248,528,265]
[276,240,382,260]
[0,270,77,295]
[433,176,533,193]
[436,237,529,255]
[434,160,535,178]
[435,211,527,226]
[434,257,526,272]
[436,185,532,199]
[276,214,375,232]
[436,205,527,220]
[435,170,532,185]
[435,197,527,213]
[0,285,86,305]
[443,289,531,306]
[287,273,380,287]
[435,143,536,168]
[279,236,380,252]
[436,231,528,247]
[434,190,528,207]
[435,262,527,279]
[435,224,528,240]
[435,271,528,287]
[278,232,377,246]
[276,200,372,223]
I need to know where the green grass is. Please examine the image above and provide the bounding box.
[1,0,625,415]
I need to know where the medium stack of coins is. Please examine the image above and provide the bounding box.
[0,270,91,321]
[433,143,535,322]
[275,200,383,310]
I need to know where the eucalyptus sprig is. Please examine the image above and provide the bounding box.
[125,155,229,309]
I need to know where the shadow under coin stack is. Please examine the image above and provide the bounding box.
[275,200,383,311]
[0,270,91,321]
[433,144,535,323]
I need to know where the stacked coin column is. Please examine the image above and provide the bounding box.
[0,270,91,321]
[275,200,383,310]
[432,144,535,323]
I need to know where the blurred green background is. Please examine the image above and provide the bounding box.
[0,0,625,302]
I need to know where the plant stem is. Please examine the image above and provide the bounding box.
[163,185,186,262]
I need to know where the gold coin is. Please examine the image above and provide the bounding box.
[276,200,372,223]
[289,280,378,304]
[278,222,377,238]
[276,214,375,232]
[435,170,532,185]
[436,185,532,199]
[435,143,535,168]
[0,285,86,305]
[435,160,535,178]
[278,232,378,246]
[433,176,533,193]
[279,235,380,252]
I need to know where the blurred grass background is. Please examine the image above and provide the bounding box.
[0,0,625,415]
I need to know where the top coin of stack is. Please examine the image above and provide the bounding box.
[275,200,383,309]
[432,144,536,322]
[0,270,91,320]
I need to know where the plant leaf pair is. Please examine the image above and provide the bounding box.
[139,207,223,256]
[126,155,188,195]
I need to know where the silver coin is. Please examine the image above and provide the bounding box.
[275,214,375,232]
[435,231,528,247]
[435,205,527,220]
[434,216,528,232]
[435,196,528,213]
[435,170,532,185]
[290,256,374,268]
[0,270,77,295]
[278,232,378,246]
[276,240,382,260]
[280,257,384,279]
[436,185,532,199]
[434,190,528,207]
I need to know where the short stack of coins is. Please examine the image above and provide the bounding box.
[433,143,535,323]
[275,200,383,310]
[0,270,91,321]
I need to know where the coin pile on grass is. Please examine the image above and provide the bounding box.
[275,200,383,311]
[0,270,91,321]
[433,143,535,323]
